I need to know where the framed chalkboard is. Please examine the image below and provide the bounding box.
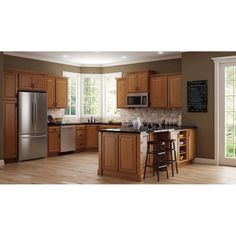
[187,80,208,112]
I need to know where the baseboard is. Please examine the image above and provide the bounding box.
[0,160,4,167]
[193,157,218,165]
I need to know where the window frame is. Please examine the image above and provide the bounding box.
[62,71,122,119]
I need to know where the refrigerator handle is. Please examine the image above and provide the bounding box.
[32,101,35,126]
[35,99,37,126]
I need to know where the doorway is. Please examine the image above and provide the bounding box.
[218,62,236,166]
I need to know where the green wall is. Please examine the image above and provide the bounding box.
[182,52,236,159]
[0,53,3,160]
[4,55,81,76]
[102,58,181,75]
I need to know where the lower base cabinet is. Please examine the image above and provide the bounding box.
[99,132,148,181]
[3,100,17,163]
[119,134,137,174]
[48,127,60,156]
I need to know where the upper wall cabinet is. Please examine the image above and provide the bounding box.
[47,76,68,108]
[150,74,182,108]
[116,77,127,108]
[18,72,46,91]
[4,70,18,100]
[126,71,151,93]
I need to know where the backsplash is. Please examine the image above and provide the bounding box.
[48,108,182,125]
[47,109,65,119]
[119,108,182,125]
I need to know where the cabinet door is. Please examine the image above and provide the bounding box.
[48,130,60,153]
[19,73,33,90]
[117,78,127,108]
[102,133,118,171]
[3,101,17,161]
[188,129,196,160]
[168,75,182,108]
[86,125,98,149]
[150,76,168,108]
[55,78,68,108]
[119,134,137,174]
[137,72,149,92]
[47,77,56,108]
[127,73,138,93]
[33,74,46,91]
[4,71,18,100]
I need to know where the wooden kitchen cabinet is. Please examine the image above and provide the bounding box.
[46,76,68,108]
[168,75,182,108]
[86,125,99,149]
[150,73,182,108]
[127,71,150,93]
[101,133,119,171]
[76,125,86,152]
[150,76,168,108]
[19,72,46,91]
[188,128,196,161]
[119,134,137,174]
[116,78,127,108]
[3,100,17,163]
[48,126,60,156]
[4,70,18,100]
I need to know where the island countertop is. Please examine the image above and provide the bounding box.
[98,126,197,133]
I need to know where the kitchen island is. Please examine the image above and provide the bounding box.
[98,126,196,181]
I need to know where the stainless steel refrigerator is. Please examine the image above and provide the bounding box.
[19,91,48,161]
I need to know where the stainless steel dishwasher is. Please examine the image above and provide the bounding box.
[60,125,76,152]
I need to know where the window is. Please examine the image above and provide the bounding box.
[81,74,102,116]
[63,71,79,116]
[63,71,122,118]
[103,72,122,116]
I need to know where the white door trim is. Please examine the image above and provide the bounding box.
[212,55,236,166]
[0,160,4,167]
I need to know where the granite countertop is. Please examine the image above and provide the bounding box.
[48,122,122,126]
[99,125,197,134]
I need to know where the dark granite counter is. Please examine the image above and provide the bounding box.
[48,122,122,126]
[99,125,197,134]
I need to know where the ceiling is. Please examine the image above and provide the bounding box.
[4,51,181,67]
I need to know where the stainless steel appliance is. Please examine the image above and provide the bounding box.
[127,92,148,107]
[60,125,76,152]
[19,91,48,161]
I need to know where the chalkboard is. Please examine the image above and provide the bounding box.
[187,80,208,112]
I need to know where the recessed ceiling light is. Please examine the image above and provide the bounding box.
[121,56,127,59]
[158,51,164,54]
[62,55,68,58]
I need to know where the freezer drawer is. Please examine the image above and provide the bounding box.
[19,134,48,161]
[60,125,76,152]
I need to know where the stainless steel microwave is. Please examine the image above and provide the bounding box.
[127,93,148,107]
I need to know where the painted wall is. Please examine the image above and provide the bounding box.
[102,58,181,75]
[182,52,236,159]
[0,53,4,160]
[4,55,81,76]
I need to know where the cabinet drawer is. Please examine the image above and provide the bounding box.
[76,125,86,131]
[76,139,86,149]
[48,126,60,133]
[76,131,86,139]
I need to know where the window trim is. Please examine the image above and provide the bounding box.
[63,71,122,119]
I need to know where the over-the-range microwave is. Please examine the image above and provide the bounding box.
[126,93,148,107]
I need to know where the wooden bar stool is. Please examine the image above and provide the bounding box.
[159,139,178,177]
[143,140,169,181]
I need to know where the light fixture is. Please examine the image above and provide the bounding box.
[158,51,164,54]
[62,54,68,58]
[121,56,127,59]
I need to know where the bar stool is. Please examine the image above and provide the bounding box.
[159,139,178,177]
[143,140,169,181]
